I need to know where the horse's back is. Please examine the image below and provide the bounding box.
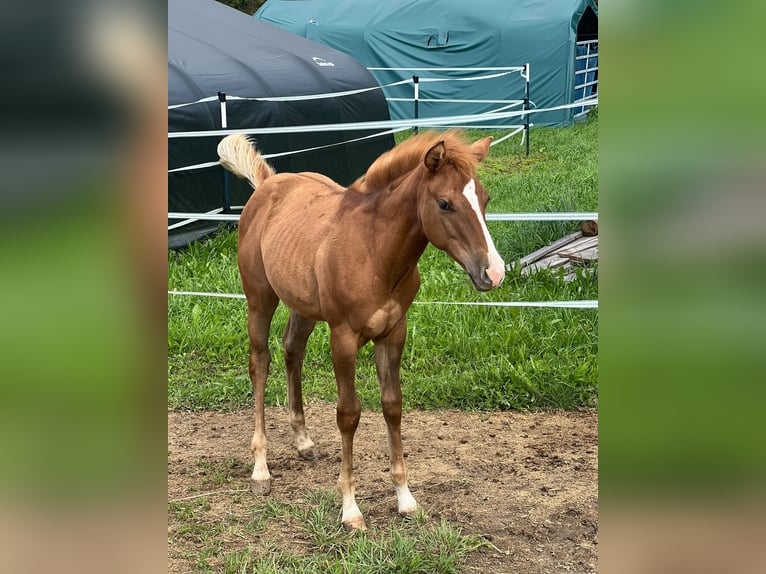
[239,172,343,232]
[238,172,350,317]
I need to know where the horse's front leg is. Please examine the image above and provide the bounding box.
[373,318,418,517]
[330,325,366,530]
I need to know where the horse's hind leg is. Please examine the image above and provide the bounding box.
[246,291,279,495]
[282,310,318,460]
[374,318,418,517]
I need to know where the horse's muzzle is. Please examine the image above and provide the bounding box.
[484,262,505,288]
[469,266,503,292]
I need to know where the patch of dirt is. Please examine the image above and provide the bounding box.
[168,404,597,573]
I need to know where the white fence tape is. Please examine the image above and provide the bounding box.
[167,65,549,173]
[168,123,530,175]
[367,66,526,72]
[260,128,407,160]
[169,64,545,174]
[169,128,407,174]
[168,160,221,174]
[167,290,597,309]
[168,211,597,222]
[168,79,413,109]
[416,70,519,83]
[167,98,596,139]
[168,69,524,110]
[168,207,223,231]
[168,212,239,222]
[388,98,524,105]
[486,212,598,221]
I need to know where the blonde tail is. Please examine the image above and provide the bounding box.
[217,135,275,189]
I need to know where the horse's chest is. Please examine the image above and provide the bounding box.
[362,301,404,339]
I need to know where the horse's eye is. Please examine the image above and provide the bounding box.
[437,199,452,212]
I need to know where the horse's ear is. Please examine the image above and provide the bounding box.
[424,141,446,172]
[471,136,493,162]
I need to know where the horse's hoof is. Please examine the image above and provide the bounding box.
[298,445,318,461]
[295,437,318,460]
[250,477,272,496]
[342,516,367,531]
[398,505,418,518]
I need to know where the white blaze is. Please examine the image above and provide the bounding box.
[462,179,506,286]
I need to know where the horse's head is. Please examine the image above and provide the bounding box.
[417,135,505,292]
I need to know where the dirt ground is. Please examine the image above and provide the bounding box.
[168,404,597,573]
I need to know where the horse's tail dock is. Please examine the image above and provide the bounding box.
[217,135,275,189]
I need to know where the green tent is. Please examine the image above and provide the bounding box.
[255,0,597,127]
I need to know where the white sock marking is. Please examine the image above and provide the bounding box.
[396,484,418,514]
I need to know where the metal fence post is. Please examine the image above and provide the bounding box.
[523,64,530,157]
[218,91,231,212]
[412,75,420,133]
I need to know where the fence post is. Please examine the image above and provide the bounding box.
[523,64,530,157]
[412,75,419,133]
[218,91,231,212]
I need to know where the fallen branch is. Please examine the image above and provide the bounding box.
[169,488,249,503]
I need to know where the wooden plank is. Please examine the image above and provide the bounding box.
[563,263,597,281]
[559,236,598,264]
[515,231,583,268]
[561,247,598,263]
[521,254,570,274]
[558,235,598,255]
[563,266,578,282]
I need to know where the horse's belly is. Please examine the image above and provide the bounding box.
[260,227,324,319]
[263,261,324,320]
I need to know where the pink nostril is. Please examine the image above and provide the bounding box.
[485,263,505,287]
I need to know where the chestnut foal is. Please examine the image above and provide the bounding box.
[218,130,504,530]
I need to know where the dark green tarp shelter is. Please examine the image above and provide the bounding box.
[169,0,393,247]
[255,0,597,127]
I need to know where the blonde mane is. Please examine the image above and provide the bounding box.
[353,130,480,192]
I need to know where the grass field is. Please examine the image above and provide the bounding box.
[169,489,486,573]
[168,115,598,414]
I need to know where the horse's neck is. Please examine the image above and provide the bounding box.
[368,177,428,284]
